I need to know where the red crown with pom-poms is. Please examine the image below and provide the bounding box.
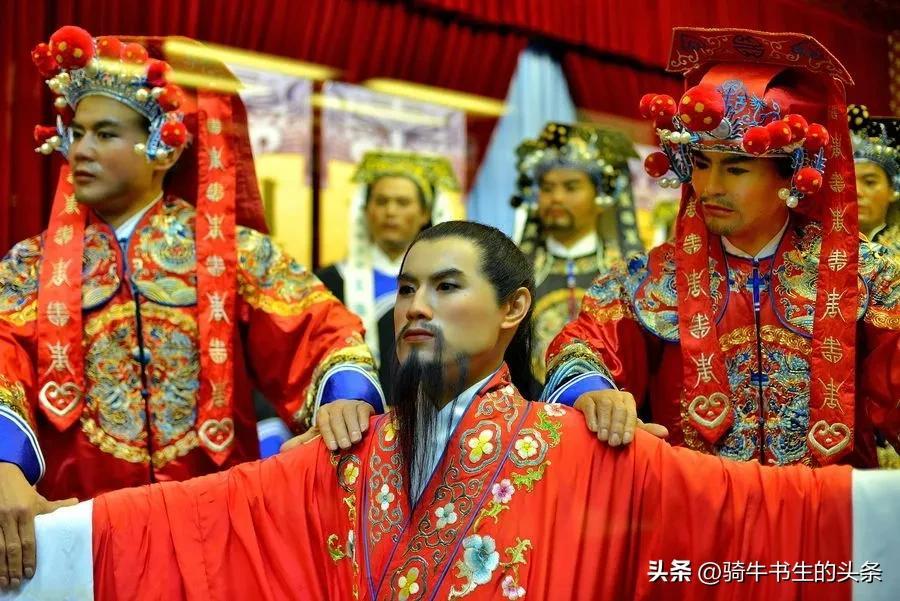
[31,26,188,162]
[638,80,831,208]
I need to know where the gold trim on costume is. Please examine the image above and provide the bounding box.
[0,302,37,327]
[0,375,30,426]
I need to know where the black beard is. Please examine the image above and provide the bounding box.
[390,328,469,503]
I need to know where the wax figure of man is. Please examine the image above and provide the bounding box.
[848,104,900,252]
[542,28,900,469]
[4,221,899,600]
[511,123,644,383]
[846,105,900,468]
[0,27,382,590]
[316,151,460,396]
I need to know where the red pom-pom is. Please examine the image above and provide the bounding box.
[678,84,725,132]
[804,123,830,153]
[160,121,188,147]
[121,43,149,65]
[156,85,184,111]
[31,43,60,77]
[96,36,123,59]
[793,167,823,196]
[639,93,657,119]
[644,152,671,178]
[782,114,809,143]
[33,125,57,144]
[49,26,94,69]
[765,120,793,148]
[650,94,677,127]
[742,126,771,155]
[146,60,171,88]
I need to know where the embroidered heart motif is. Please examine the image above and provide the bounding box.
[198,417,235,453]
[807,420,851,457]
[687,392,730,429]
[39,381,82,417]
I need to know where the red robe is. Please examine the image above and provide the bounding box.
[0,197,380,501]
[545,218,900,467]
[91,366,857,600]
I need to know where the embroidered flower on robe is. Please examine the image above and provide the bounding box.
[398,567,421,600]
[435,502,458,529]
[467,430,495,462]
[384,421,397,442]
[502,575,526,599]
[376,484,395,511]
[514,435,539,459]
[543,403,567,417]
[343,462,359,486]
[491,479,515,504]
[462,535,500,585]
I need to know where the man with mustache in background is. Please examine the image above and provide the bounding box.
[6,220,900,601]
[542,28,900,469]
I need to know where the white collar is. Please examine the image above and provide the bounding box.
[722,218,790,260]
[545,231,600,259]
[866,223,887,242]
[114,194,163,241]
[370,244,405,276]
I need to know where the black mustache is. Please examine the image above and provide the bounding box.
[397,321,441,341]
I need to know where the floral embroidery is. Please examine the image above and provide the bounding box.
[467,429,495,462]
[397,567,421,601]
[376,483,395,511]
[491,479,515,504]
[502,574,526,599]
[383,420,397,442]
[343,462,360,486]
[514,435,538,459]
[435,502,458,529]
[543,403,566,417]
[461,535,500,585]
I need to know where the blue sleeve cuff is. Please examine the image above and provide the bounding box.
[543,373,615,407]
[0,407,44,485]
[317,365,385,415]
[257,417,292,459]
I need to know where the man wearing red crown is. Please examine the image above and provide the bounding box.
[0,26,383,590]
[542,28,900,470]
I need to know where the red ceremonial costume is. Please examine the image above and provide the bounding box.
[542,29,900,468]
[0,28,382,502]
[79,366,878,600]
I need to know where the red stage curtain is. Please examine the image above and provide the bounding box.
[416,0,892,114]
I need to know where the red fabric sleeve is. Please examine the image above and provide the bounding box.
[235,228,377,428]
[91,439,351,600]
[545,271,651,404]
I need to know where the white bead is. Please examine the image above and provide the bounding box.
[151,87,164,99]
[56,72,71,85]
[786,195,799,208]
[133,143,146,155]
[39,143,53,155]
[135,88,150,102]
[54,96,68,109]
[48,136,61,147]
[778,187,791,200]
[83,60,99,77]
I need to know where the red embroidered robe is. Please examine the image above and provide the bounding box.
[90,366,859,600]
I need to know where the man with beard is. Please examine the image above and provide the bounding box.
[542,28,900,468]
[8,220,900,600]
[511,123,644,384]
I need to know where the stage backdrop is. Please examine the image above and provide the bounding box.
[318,81,467,266]
[229,66,314,267]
